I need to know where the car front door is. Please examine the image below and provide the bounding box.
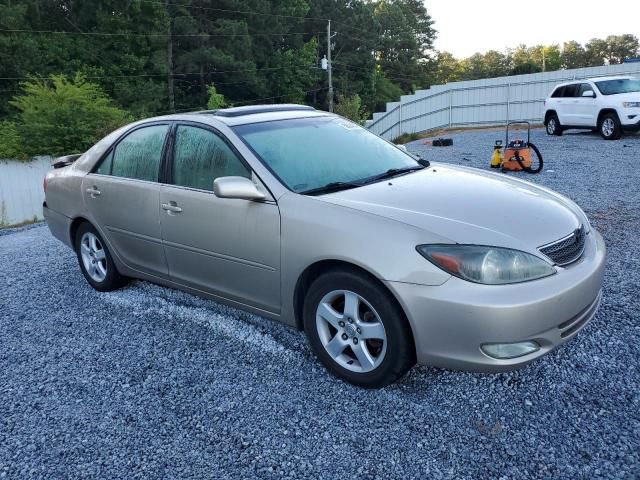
[559,83,580,125]
[159,123,281,314]
[82,123,170,278]
[575,83,598,126]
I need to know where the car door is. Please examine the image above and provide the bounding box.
[559,83,580,125]
[82,123,170,278]
[575,83,598,126]
[160,123,281,314]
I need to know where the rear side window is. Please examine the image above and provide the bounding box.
[551,86,565,98]
[562,84,579,97]
[171,125,250,191]
[110,125,169,182]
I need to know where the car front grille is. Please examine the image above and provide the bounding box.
[539,225,586,266]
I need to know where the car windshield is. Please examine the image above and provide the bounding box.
[233,116,420,193]
[594,78,640,95]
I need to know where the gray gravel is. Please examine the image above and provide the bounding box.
[1,128,639,479]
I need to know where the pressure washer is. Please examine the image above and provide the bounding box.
[490,121,543,174]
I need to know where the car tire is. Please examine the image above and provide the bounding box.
[303,269,415,388]
[598,113,622,140]
[545,113,562,136]
[75,222,129,292]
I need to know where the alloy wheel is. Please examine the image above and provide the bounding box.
[602,118,615,137]
[80,232,107,282]
[315,290,387,373]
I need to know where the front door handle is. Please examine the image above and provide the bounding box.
[86,186,101,198]
[161,201,183,214]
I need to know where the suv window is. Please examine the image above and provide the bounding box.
[551,86,565,98]
[562,84,579,97]
[172,125,250,191]
[106,125,169,182]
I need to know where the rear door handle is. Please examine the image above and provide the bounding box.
[86,187,101,198]
[161,202,183,214]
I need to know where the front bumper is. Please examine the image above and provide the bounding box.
[621,117,640,132]
[387,229,606,372]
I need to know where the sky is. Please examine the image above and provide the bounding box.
[426,0,640,58]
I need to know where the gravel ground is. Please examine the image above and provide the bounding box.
[1,128,639,479]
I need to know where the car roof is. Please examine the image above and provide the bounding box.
[554,75,634,88]
[142,104,331,127]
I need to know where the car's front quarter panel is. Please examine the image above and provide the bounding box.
[278,192,453,325]
[388,229,606,369]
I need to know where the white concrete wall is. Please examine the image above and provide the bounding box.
[366,63,640,140]
[0,157,52,226]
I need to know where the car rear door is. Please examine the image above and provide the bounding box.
[82,123,170,278]
[159,122,281,314]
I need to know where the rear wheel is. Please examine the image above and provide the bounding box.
[303,269,415,388]
[545,113,562,136]
[75,222,129,292]
[599,113,622,140]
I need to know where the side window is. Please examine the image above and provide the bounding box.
[172,125,251,191]
[551,86,565,98]
[111,125,169,182]
[577,83,595,97]
[95,150,113,175]
[562,84,578,97]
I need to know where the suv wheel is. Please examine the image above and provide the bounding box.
[599,113,622,140]
[75,222,129,292]
[545,113,562,136]
[303,269,415,388]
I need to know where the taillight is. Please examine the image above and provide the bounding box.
[43,176,47,193]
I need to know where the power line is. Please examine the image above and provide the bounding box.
[0,28,321,38]
[140,0,330,21]
[0,65,309,81]
[234,87,328,106]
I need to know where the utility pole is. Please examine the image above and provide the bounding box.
[327,20,334,113]
[542,48,546,72]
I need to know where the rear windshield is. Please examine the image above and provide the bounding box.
[595,79,640,95]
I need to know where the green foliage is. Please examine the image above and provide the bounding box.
[207,85,227,109]
[0,121,24,160]
[391,132,425,144]
[10,74,131,157]
[334,94,368,125]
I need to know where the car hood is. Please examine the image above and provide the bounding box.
[318,164,585,251]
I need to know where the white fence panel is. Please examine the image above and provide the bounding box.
[0,157,52,226]
[367,63,640,140]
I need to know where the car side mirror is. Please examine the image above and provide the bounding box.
[213,176,266,201]
[582,90,595,98]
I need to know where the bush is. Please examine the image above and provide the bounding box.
[207,84,227,109]
[334,94,369,125]
[0,121,24,160]
[391,132,425,144]
[10,74,131,157]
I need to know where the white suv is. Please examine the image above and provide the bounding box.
[544,76,640,140]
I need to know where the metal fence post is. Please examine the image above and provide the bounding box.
[448,89,453,128]
[506,83,511,124]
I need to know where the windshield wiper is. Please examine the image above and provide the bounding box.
[300,181,363,196]
[361,163,428,185]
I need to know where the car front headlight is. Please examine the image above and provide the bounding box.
[623,102,640,108]
[416,245,556,285]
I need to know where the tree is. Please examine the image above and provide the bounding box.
[561,41,587,69]
[0,122,23,160]
[605,34,639,64]
[433,51,464,83]
[585,38,608,66]
[10,74,131,157]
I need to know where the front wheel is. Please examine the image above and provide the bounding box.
[303,269,415,388]
[599,113,622,140]
[75,222,129,292]
[545,113,562,136]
